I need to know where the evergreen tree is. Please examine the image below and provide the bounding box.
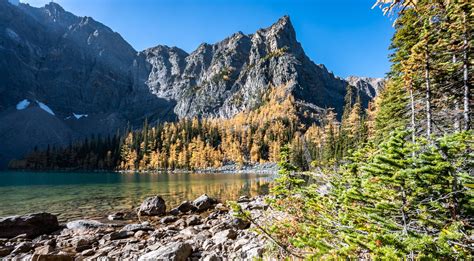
[373,79,410,142]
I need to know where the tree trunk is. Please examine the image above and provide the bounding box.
[401,186,414,261]
[410,87,416,142]
[425,50,433,137]
[454,100,461,131]
[463,29,470,130]
[452,55,461,132]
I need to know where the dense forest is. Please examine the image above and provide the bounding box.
[229,0,472,259]
[10,84,369,171]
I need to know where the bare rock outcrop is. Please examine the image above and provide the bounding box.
[0,213,59,238]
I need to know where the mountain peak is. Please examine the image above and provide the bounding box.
[258,15,301,55]
[44,1,65,13]
[264,15,295,36]
[276,15,291,27]
[141,13,353,120]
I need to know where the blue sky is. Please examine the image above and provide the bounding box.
[20,0,394,78]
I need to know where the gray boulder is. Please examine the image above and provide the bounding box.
[169,208,180,216]
[193,194,215,212]
[138,242,192,261]
[230,218,250,230]
[240,243,265,259]
[138,196,167,216]
[0,213,59,238]
[66,219,106,230]
[120,223,154,232]
[177,200,196,213]
[108,230,134,240]
[247,197,268,210]
[160,216,178,224]
[72,236,96,252]
[212,229,237,245]
[186,215,202,226]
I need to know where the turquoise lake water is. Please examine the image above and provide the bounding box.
[0,171,271,221]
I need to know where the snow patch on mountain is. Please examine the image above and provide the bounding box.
[16,99,30,110]
[73,113,88,119]
[5,28,20,42]
[35,101,55,116]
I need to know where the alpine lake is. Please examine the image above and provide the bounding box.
[0,171,272,221]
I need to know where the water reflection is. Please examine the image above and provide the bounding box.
[0,172,272,221]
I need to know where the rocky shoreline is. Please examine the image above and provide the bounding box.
[0,195,274,260]
[193,163,278,175]
[118,162,279,175]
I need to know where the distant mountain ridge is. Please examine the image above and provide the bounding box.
[0,0,383,168]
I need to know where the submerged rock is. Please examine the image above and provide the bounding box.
[138,196,167,216]
[0,213,59,238]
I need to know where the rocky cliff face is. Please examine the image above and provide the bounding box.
[0,0,174,118]
[143,16,352,119]
[0,1,383,167]
[0,0,175,167]
[346,76,385,99]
